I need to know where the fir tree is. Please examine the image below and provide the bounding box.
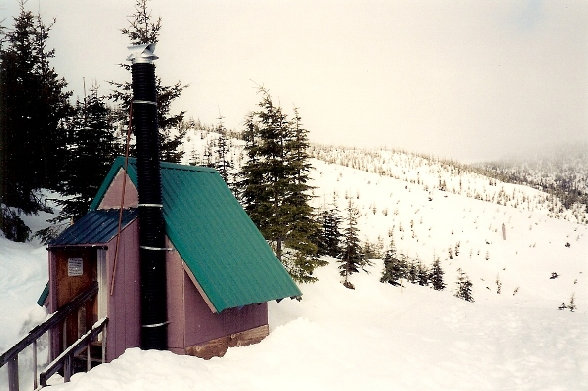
[53,86,122,224]
[380,235,407,286]
[317,204,343,258]
[406,260,418,284]
[338,199,366,289]
[416,261,429,286]
[109,0,187,163]
[239,89,321,282]
[0,2,72,218]
[567,293,576,312]
[212,115,235,190]
[430,257,446,290]
[455,268,474,302]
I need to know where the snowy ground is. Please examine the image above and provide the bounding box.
[17,261,588,391]
[1,146,587,390]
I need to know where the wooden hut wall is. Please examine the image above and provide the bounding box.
[181,265,268,348]
[104,219,141,361]
[99,169,138,210]
[47,251,59,361]
[166,238,269,354]
[166,239,186,354]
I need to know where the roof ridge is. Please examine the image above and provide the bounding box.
[122,156,217,173]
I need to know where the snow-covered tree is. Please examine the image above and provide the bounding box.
[380,235,407,286]
[416,261,429,286]
[339,199,366,289]
[430,257,446,291]
[317,205,343,258]
[455,268,474,302]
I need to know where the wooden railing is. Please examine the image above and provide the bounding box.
[39,317,108,387]
[0,282,99,391]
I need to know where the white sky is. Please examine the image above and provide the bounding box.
[2,0,587,162]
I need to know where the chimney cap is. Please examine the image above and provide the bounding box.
[127,43,158,64]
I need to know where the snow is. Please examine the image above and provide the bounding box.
[24,262,588,391]
[1,139,587,390]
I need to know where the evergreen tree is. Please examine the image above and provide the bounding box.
[455,268,474,302]
[283,106,324,280]
[212,115,235,188]
[0,2,71,217]
[109,0,187,163]
[317,204,343,258]
[239,89,321,282]
[416,261,429,286]
[567,293,576,312]
[430,257,446,290]
[406,260,418,284]
[53,87,122,224]
[338,199,366,289]
[380,235,407,286]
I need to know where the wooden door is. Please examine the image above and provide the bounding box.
[54,248,97,348]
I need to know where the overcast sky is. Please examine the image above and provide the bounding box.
[2,0,587,162]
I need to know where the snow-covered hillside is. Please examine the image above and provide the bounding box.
[310,144,588,224]
[309,158,586,307]
[1,132,586,390]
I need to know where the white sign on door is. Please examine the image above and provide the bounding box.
[68,257,83,276]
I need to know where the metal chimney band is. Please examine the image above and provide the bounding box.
[140,245,173,251]
[133,100,157,106]
[138,203,163,208]
[142,321,169,328]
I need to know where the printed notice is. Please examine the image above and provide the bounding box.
[68,258,83,276]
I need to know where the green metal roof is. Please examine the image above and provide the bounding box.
[90,157,301,312]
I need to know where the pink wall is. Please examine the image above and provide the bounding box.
[166,239,185,354]
[105,220,140,361]
[166,238,268,351]
[99,169,138,210]
[182,272,268,348]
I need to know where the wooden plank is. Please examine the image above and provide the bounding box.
[185,324,269,360]
[32,340,38,389]
[228,324,269,348]
[185,336,229,360]
[64,355,71,383]
[7,355,18,391]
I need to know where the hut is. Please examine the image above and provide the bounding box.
[44,156,301,361]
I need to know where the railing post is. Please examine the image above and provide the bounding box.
[102,324,107,363]
[64,355,71,383]
[7,354,19,391]
[62,320,67,352]
[33,339,38,389]
[87,345,91,372]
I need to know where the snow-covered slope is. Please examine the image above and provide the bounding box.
[309,158,586,308]
[1,135,586,390]
[36,261,588,391]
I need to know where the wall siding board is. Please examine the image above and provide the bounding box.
[166,239,185,351]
